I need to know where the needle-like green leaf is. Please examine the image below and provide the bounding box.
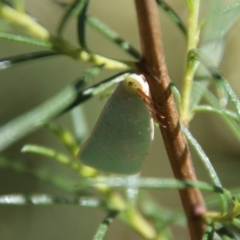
[57,0,87,36]
[0,193,101,207]
[45,122,79,155]
[181,123,228,213]
[156,0,187,36]
[0,66,127,151]
[215,226,237,240]
[0,51,59,70]
[0,31,52,48]
[194,49,240,120]
[80,177,236,203]
[93,211,119,240]
[202,221,214,240]
[21,144,82,173]
[77,0,89,50]
[87,16,141,60]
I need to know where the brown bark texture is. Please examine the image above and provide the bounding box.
[134,1,206,239]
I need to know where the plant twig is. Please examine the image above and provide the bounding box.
[134,1,206,239]
[181,0,200,124]
[0,3,133,70]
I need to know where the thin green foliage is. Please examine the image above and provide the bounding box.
[181,123,228,213]
[200,1,240,37]
[0,85,77,151]
[189,0,224,112]
[192,83,240,143]
[202,220,214,240]
[56,0,141,59]
[192,105,240,123]
[0,193,101,207]
[75,64,105,89]
[215,226,237,240]
[0,67,126,151]
[81,177,235,201]
[45,122,79,155]
[181,120,221,176]
[194,49,240,119]
[21,144,82,174]
[93,211,119,240]
[57,0,87,36]
[190,0,240,114]
[57,0,91,49]
[77,0,89,50]
[87,16,141,60]
[0,2,133,70]
[170,82,182,111]
[156,0,187,36]
[0,31,52,48]
[0,51,59,70]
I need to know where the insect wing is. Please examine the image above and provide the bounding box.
[78,80,152,174]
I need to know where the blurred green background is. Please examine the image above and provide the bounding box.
[0,0,240,239]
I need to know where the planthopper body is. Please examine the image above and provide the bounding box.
[78,74,153,174]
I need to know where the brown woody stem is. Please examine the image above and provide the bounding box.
[134,1,206,239]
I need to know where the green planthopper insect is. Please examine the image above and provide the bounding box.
[78,74,154,174]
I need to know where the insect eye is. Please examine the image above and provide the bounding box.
[128,81,133,87]
[128,81,140,90]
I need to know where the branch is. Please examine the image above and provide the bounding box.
[134,1,206,239]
